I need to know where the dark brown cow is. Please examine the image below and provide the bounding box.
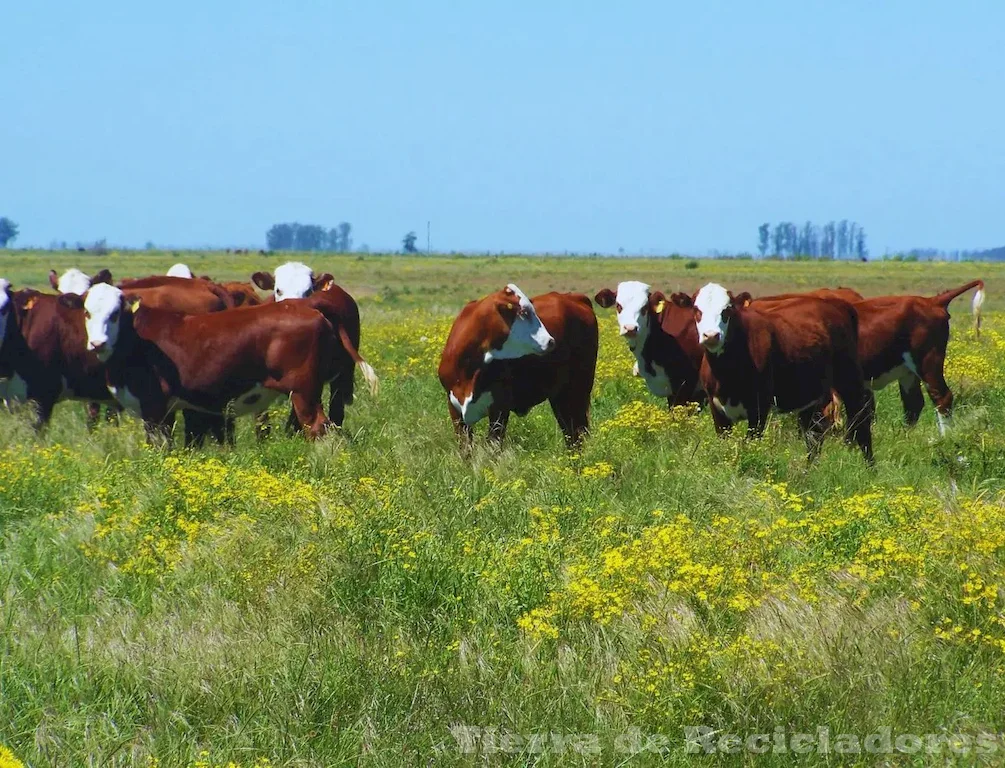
[594,281,705,407]
[0,285,115,430]
[438,285,597,448]
[690,282,874,462]
[82,284,336,442]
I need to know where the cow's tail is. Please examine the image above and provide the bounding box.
[337,325,379,396]
[931,279,985,339]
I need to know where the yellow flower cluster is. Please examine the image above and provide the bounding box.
[597,401,698,435]
[0,746,24,768]
[518,482,1005,657]
[147,754,272,768]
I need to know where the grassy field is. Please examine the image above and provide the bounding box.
[2,252,1005,766]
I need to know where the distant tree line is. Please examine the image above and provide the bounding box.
[757,220,867,260]
[0,217,18,248]
[266,221,353,252]
[889,245,1005,262]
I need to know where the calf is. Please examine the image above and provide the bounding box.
[82,284,336,441]
[594,281,705,407]
[690,283,874,462]
[252,262,377,427]
[438,285,598,448]
[48,268,113,295]
[0,284,115,430]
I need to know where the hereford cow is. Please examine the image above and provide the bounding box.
[48,268,113,295]
[594,281,705,407]
[690,282,874,462]
[252,262,377,428]
[166,263,194,278]
[82,284,336,442]
[0,284,116,430]
[438,285,597,448]
[741,282,984,432]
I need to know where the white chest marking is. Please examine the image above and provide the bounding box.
[635,353,673,397]
[713,396,747,422]
[449,389,495,426]
[108,385,143,416]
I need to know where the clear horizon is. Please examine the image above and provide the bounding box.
[3,2,1003,254]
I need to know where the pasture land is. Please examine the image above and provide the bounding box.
[2,252,1005,766]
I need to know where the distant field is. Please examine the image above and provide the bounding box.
[2,251,1005,766]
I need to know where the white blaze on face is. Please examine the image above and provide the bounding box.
[0,279,11,352]
[83,284,125,361]
[485,284,555,363]
[57,268,92,295]
[166,263,193,278]
[273,262,314,301]
[694,282,732,354]
[612,280,652,349]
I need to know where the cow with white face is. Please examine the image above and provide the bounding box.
[692,282,734,355]
[595,281,706,407]
[49,268,113,296]
[83,283,128,361]
[166,263,194,278]
[439,285,597,448]
[251,262,329,301]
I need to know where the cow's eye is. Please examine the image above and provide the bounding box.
[276,290,283,297]
[694,308,703,322]
[84,311,91,319]
[615,303,622,313]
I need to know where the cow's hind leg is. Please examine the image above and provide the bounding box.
[918,348,954,434]
[898,376,925,426]
[836,385,875,465]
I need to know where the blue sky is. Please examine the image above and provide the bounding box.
[2,2,1003,254]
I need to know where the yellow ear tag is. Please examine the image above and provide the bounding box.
[129,299,142,313]
[24,297,37,310]
[321,279,334,291]
[744,298,752,307]
[654,300,665,314]
[507,303,514,310]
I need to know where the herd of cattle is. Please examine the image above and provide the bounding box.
[0,260,987,462]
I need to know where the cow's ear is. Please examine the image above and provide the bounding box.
[48,270,59,290]
[251,271,274,290]
[732,291,753,308]
[128,297,142,313]
[91,268,112,286]
[57,293,83,310]
[670,291,692,308]
[594,288,616,308]
[199,274,213,281]
[313,272,336,292]
[649,290,667,315]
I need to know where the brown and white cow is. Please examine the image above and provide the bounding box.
[82,284,336,442]
[0,284,116,430]
[48,268,113,296]
[740,282,985,432]
[438,285,597,448]
[849,280,984,432]
[690,282,874,462]
[594,281,705,407]
[251,262,377,428]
